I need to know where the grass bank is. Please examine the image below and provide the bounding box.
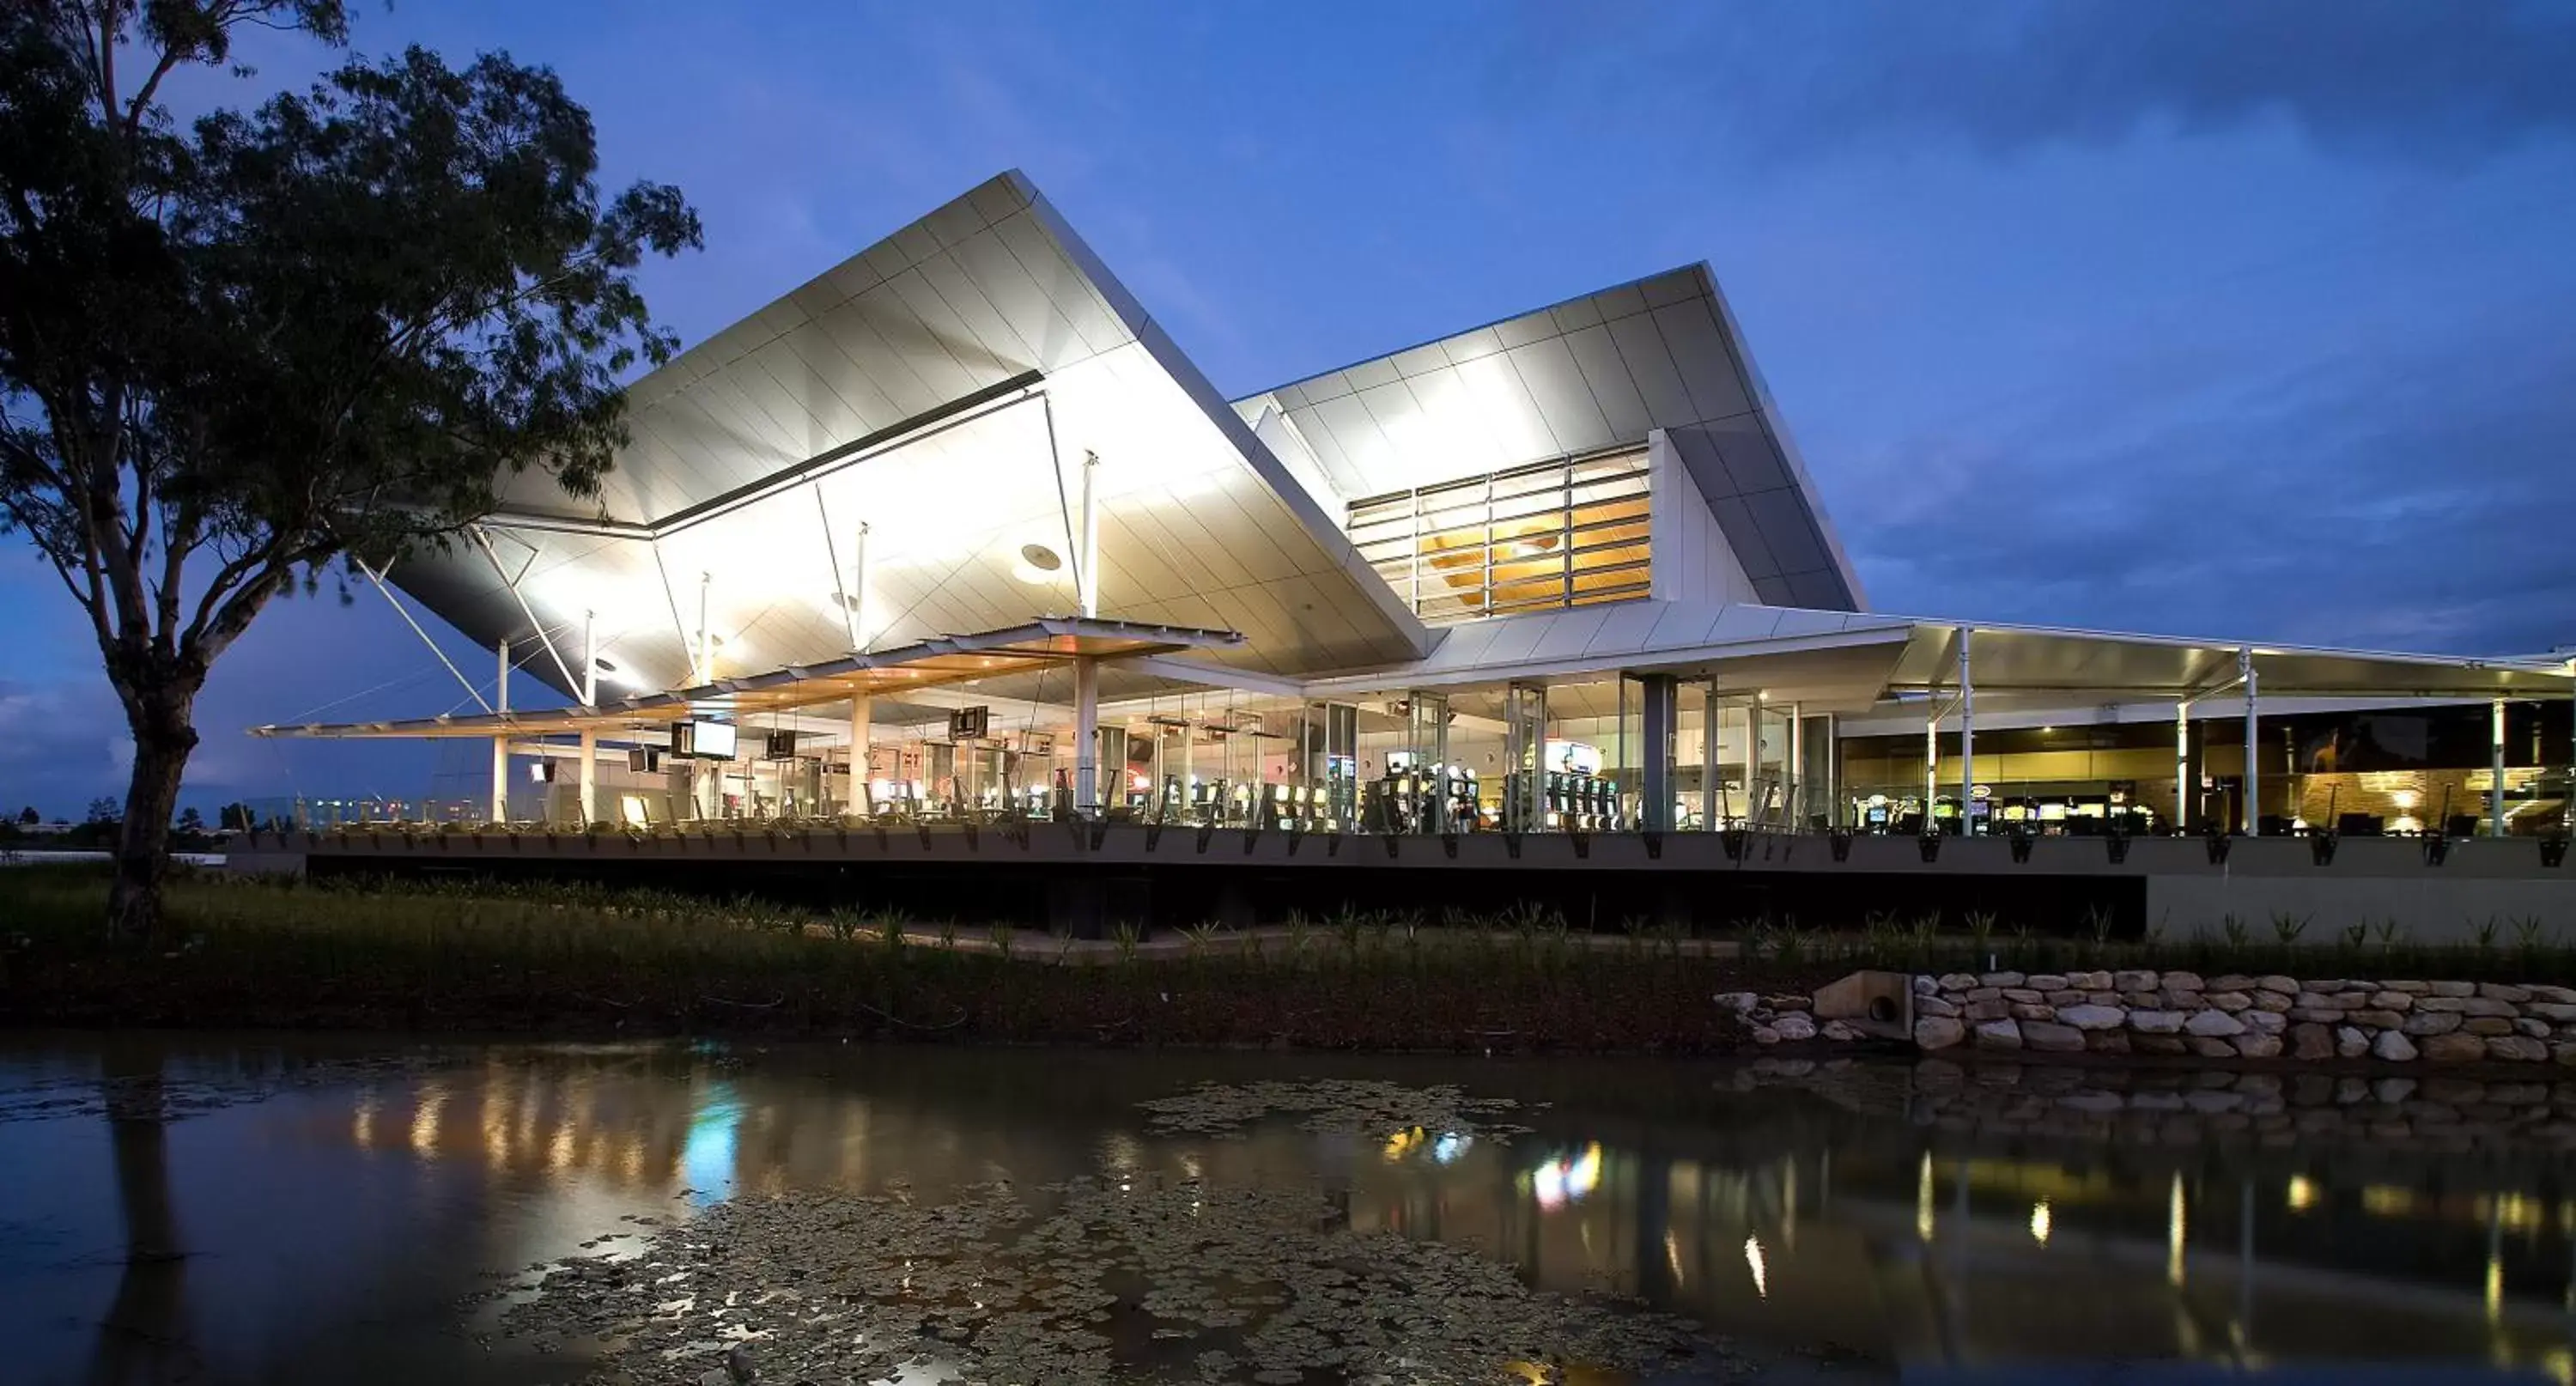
[0,866,1805,1051]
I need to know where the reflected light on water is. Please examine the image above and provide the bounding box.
[410,1084,446,1155]
[2167,1174,2187,1288]
[681,1081,741,1204]
[2029,1201,2051,1247]
[1743,1235,1768,1298]
[1532,1142,1602,1209]
[1916,1152,1935,1242]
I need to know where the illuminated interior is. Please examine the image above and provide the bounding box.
[1349,448,1653,623]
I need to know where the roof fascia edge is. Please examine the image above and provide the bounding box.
[1303,623,1913,697]
[1016,184,1435,661]
[1696,264,1868,611]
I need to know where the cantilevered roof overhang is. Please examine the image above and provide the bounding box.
[1884,620,2576,702]
[378,171,1430,702]
[1295,599,2573,717]
[252,619,1242,740]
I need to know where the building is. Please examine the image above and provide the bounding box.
[249,173,2576,932]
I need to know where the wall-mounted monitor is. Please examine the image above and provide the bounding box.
[691,720,738,759]
[672,720,737,759]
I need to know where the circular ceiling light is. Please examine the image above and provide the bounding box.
[1012,543,1066,586]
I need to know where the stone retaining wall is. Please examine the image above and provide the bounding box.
[1909,969,2576,1065]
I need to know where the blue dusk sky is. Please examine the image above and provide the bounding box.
[4,0,2574,816]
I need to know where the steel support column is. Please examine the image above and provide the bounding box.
[1701,684,1722,830]
[1073,655,1100,817]
[1789,701,1807,829]
[1638,675,1677,832]
[2240,647,2259,835]
[1742,701,1759,827]
[2176,700,2191,834]
[2492,698,2509,838]
[1956,627,1974,833]
[695,572,713,684]
[577,611,597,827]
[489,639,510,824]
[848,695,872,817]
[1078,450,1100,619]
[1923,714,1938,824]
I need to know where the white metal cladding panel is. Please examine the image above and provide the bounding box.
[1772,606,1868,639]
[1561,324,1656,441]
[1504,337,1615,455]
[1644,601,1725,650]
[1581,601,1669,657]
[1709,604,1792,643]
[1522,605,1614,663]
[1475,611,1560,666]
[1244,264,1864,614]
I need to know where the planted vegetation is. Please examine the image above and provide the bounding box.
[9,866,2567,1046]
[0,866,1772,1050]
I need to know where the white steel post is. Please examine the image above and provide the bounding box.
[1079,450,1101,618]
[1956,627,1974,834]
[577,611,596,829]
[2239,647,2259,836]
[848,694,872,817]
[695,572,712,684]
[2176,700,2191,834]
[2492,698,2509,838]
[850,521,870,650]
[1073,656,1100,816]
[1789,701,1807,830]
[1824,714,1842,827]
[1742,700,1759,827]
[1923,714,1938,826]
[490,639,510,824]
[1703,684,1722,830]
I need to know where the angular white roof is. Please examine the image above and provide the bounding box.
[388,172,1434,696]
[1230,264,1866,611]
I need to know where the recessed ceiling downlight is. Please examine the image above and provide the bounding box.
[1012,543,1066,586]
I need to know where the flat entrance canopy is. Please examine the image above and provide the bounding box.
[251,617,1244,741]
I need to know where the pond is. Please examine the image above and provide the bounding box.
[4,1034,2572,1384]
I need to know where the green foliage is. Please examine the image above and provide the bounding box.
[0,3,698,939]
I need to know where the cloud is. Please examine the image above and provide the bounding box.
[0,678,131,816]
[1490,0,2576,166]
[1833,300,2576,655]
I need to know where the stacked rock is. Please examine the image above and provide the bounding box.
[1911,970,2576,1065]
[1716,991,1870,1048]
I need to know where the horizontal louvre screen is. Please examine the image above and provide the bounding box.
[1346,447,1652,623]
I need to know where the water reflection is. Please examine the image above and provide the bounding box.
[8,1040,2576,1383]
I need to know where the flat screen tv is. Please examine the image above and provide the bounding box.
[690,720,738,759]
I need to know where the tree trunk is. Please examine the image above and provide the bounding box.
[107,689,199,946]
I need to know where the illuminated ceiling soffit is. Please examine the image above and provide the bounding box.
[380,171,1429,699]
